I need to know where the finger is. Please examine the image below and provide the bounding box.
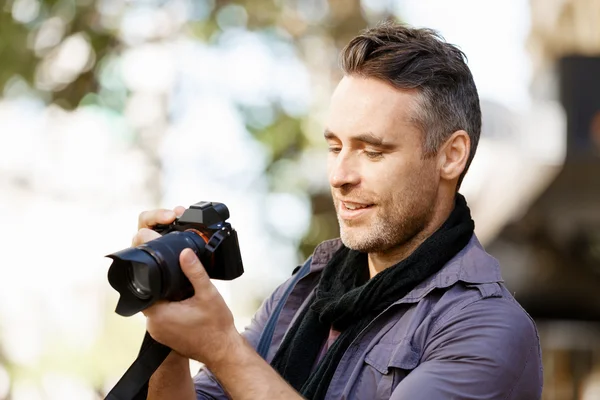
[173,206,186,217]
[132,227,161,246]
[143,302,171,345]
[142,300,169,318]
[179,248,212,294]
[138,209,177,230]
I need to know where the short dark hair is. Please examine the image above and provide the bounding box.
[340,22,481,188]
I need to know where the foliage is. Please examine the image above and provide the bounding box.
[0,0,396,394]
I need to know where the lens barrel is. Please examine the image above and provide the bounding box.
[107,230,209,316]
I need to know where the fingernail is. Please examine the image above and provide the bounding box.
[163,210,175,219]
[182,249,197,265]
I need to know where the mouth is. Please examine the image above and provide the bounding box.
[338,200,375,220]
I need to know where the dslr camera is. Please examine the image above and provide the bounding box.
[107,201,244,317]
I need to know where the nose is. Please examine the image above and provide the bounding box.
[329,150,360,189]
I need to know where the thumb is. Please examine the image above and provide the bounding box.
[180,248,211,293]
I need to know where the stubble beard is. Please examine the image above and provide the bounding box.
[336,189,437,254]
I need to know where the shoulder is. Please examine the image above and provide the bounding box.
[381,282,543,399]
[426,282,540,355]
[422,284,543,398]
[429,281,534,331]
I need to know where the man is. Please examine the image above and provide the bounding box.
[132,22,543,399]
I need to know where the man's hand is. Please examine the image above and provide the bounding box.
[142,248,241,366]
[135,206,302,399]
[133,204,238,365]
[132,205,186,246]
[132,206,197,400]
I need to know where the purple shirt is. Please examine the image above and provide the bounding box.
[194,235,543,399]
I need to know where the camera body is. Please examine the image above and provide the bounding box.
[107,201,244,317]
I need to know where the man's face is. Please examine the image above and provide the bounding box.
[325,76,440,253]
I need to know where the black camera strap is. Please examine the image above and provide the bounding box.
[104,331,172,400]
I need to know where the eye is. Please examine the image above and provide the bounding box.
[364,150,383,159]
[328,146,342,154]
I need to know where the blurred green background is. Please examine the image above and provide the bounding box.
[1,0,600,399]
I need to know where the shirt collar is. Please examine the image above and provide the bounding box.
[309,235,502,303]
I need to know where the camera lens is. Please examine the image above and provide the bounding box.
[107,225,242,316]
[128,262,151,299]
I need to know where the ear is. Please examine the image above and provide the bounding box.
[437,130,470,182]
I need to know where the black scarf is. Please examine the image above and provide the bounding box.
[270,194,474,399]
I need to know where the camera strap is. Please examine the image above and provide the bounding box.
[105,257,313,399]
[256,256,312,359]
[104,331,171,400]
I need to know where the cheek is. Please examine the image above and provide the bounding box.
[366,158,430,200]
[359,164,400,203]
[327,156,335,176]
[365,158,410,187]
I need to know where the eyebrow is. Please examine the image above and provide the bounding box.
[324,129,396,150]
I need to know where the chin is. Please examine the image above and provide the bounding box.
[340,229,385,253]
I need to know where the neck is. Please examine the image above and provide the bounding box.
[367,196,456,278]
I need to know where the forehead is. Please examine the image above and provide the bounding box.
[326,76,422,143]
